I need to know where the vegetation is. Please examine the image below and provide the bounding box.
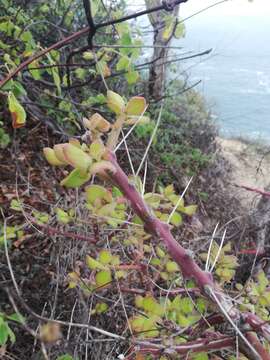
[0,0,269,360]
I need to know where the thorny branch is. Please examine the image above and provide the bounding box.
[0,0,188,89]
[235,184,270,198]
[102,150,270,360]
[2,1,270,358]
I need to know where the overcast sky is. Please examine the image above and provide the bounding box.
[180,0,270,17]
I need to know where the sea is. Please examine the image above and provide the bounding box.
[174,15,270,142]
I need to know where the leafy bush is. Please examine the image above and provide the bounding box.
[37,90,270,358]
[1,1,269,359]
[133,83,217,186]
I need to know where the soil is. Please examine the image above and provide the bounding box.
[217,137,270,209]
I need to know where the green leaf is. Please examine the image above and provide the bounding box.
[6,312,25,324]
[96,59,111,77]
[151,258,161,267]
[86,255,106,270]
[115,21,130,38]
[55,208,70,224]
[182,205,197,216]
[257,271,269,293]
[156,246,166,258]
[63,144,92,172]
[131,39,142,59]
[177,313,191,327]
[196,298,207,313]
[125,115,150,126]
[75,68,86,80]
[170,212,182,226]
[125,96,147,116]
[142,296,164,316]
[54,144,68,163]
[169,194,184,209]
[162,16,176,40]
[0,318,9,345]
[8,91,26,128]
[107,90,125,114]
[179,297,194,314]
[99,250,112,264]
[159,213,169,222]
[20,30,33,43]
[174,21,185,39]
[144,193,162,209]
[112,187,123,197]
[7,326,16,343]
[119,32,132,54]
[83,51,94,60]
[135,295,144,308]
[166,261,179,273]
[10,199,22,212]
[56,355,74,360]
[259,291,270,306]
[0,39,9,49]
[85,185,112,204]
[47,54,61,95]
[89,141,105,160]
[91,0,100,17]
[43,147,66,166]
[170,295,181,310]
[116,56,129,71]
[96,203,115,217]
[12,81,27,96]
[94,302,108,314]
[0,226,17,244]
[126,70,139,85]
[61,168,90,188]
[0,21,11,33]
[95,270,112,287]
[191,353,208,360]
[33,211,49,224]
[130,315,159,338]
[164,184,175,197]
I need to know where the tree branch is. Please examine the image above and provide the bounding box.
[103,150,270,360]
[0,0,188,89]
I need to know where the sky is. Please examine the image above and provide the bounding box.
[180,0,270,17]
[127,0,270,18]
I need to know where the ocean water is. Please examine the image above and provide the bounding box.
[174,15,270,142]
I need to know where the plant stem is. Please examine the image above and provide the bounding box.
[104,150,270,359]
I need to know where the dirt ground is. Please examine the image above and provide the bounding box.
[217,137,270,209]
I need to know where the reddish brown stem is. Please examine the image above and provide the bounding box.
[107,152,213,290]
[243,312,270,342]
[29,218,97,243]
[104,150,270,359]
[0,0,188,89]
[133,336,235,356]
[0,26,90,89]
[106,152,230,305]
[245,332,270,359]
[236,184,270,198]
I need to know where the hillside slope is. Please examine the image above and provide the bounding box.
[217,137,270,208]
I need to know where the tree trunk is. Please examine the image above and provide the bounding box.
[145,0,180,100]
